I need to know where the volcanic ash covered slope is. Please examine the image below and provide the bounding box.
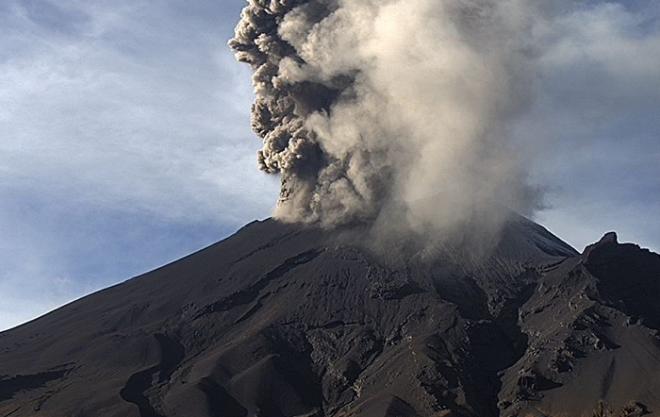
[0,217,659,417]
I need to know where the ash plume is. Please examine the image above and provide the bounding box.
[230,0,554,236]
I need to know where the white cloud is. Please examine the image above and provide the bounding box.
[514,2,660,252]
[0,0,278,222]
[0,0,278,330]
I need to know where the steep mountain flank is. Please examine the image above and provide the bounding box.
[1,217,657,417]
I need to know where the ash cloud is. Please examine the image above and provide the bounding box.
[227,0,622,239]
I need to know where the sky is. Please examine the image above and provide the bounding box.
[1,0,658,331]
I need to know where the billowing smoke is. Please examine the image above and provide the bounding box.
[229,0,554,237]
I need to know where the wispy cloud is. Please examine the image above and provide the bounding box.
[516,1,660,252]
[1,0,276,222]
[0,0,278,330]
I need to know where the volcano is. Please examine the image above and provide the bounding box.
[1,215,659,417]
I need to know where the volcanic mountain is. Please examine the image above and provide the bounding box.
[1,215,659,417]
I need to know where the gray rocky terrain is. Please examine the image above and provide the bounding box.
[1,215,658,417]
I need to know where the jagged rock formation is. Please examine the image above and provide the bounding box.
[499,232,660,417]
[0,216,658,417]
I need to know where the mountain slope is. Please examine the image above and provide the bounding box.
[500,233,660,417]
[0,216,657,417]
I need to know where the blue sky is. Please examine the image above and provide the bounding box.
[0,0,279,330]
[1,0,659,331]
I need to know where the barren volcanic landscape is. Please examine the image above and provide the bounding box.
[1,214,659,417]
[2,0,659,416]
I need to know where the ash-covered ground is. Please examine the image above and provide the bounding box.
[1,214,658,417]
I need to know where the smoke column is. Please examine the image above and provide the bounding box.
[230,0,553,236]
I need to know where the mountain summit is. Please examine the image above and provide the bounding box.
[1,216,658,417]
